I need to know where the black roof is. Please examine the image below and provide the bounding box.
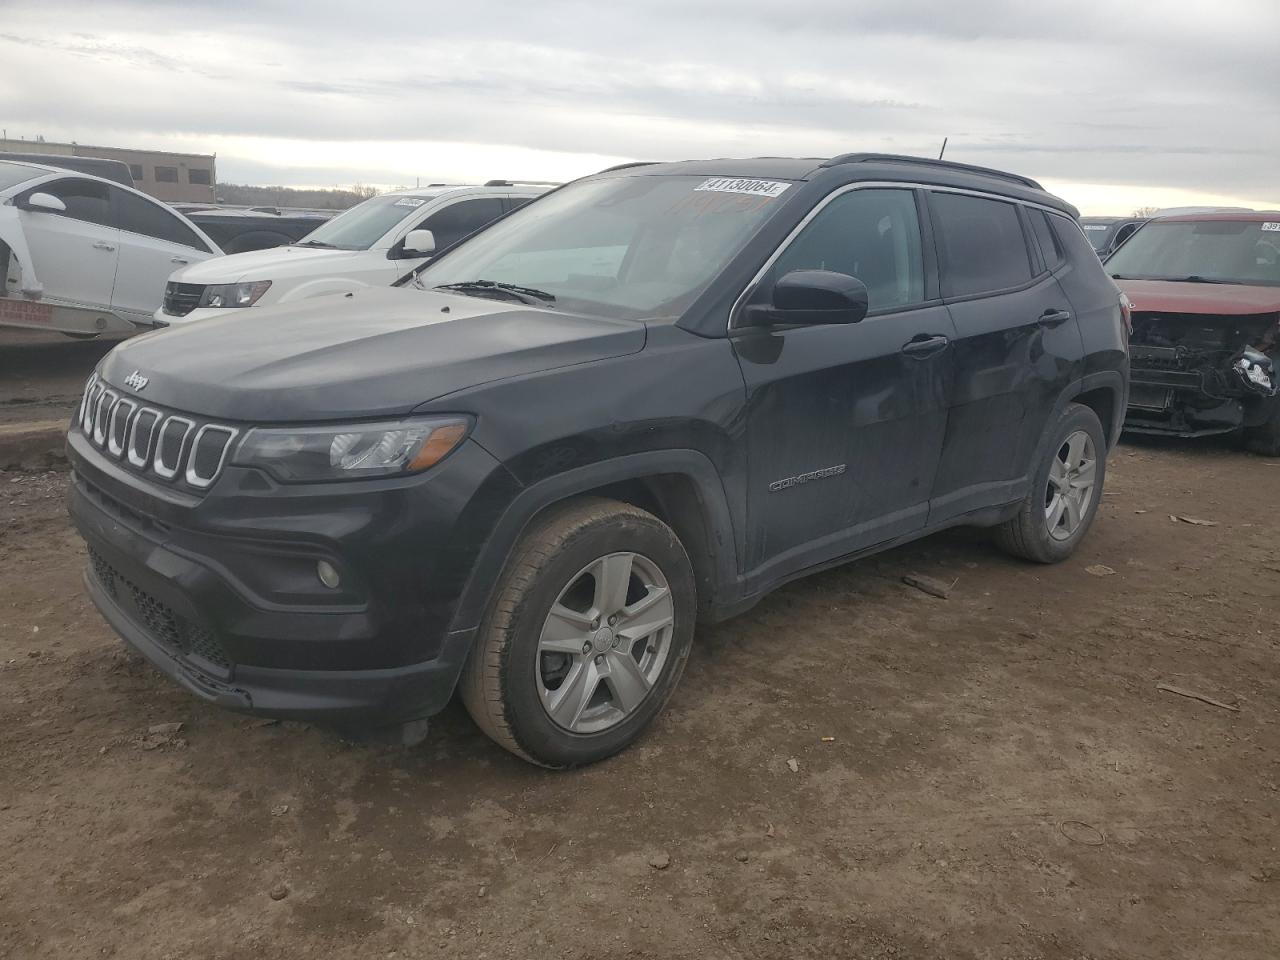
[593,153,1076,217]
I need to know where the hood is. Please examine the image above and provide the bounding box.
[1117,279,1280,316]
[98,287,646,421]
[170,245,384,284]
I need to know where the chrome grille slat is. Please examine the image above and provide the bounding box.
[77,380,235,492]
[152,416,195,480]
[127,408,160,468]
[184,424,238,489]
[107,398,136,457]
[92,390,118,446]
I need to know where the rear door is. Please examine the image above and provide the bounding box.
[927,191,1084,523]
[735,186,956,582]
[15,177,120,310]
[108,186,217,322]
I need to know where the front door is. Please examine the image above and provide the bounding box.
[108,186,216,322]
[17,177,120,311]
[733,187,956,584]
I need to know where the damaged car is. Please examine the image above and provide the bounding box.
[1108,212,1280,455]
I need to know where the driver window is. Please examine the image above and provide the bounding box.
[771,188,924,311]
[27,178,112,228]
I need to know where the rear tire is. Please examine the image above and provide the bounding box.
[996,403,1107,563]
[460,497,696,768]
[1243,397,1280,457]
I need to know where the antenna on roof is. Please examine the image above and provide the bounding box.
[938,137,948,160]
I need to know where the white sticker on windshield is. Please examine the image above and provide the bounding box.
[1082,224,1108,231]
[1262,222,1280,232]
[394,198,426,208]
[695,177,791,198]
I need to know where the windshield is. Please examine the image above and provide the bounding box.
[0,161,46,192]
[1107,219,1280,286]
[1080,222,1115,251]
[297,193,437,250]
[413,175,792,320]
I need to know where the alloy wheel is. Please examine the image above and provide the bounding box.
[1044,429,1097,541]
[536,552,675,734]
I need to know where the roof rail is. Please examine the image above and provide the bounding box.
[595,161,659,174]
[821,153,1044,190]
[483,179,561,187]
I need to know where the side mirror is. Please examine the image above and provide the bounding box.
[23,192,67,214]
[402,229,436,256]
[743,269,869,327]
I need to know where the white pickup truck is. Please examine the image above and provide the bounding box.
[0,159,219,337]
[154,182,550,326]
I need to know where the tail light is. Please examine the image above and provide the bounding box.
[1119,293,1133,337]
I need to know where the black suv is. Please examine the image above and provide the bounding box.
[68,154,1128,767]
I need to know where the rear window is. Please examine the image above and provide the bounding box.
[1081,223,1113,251]
[1028,209,1065,270]
[1105,219,1280,287]
[111,186,210,251]
[930,192,1033,298]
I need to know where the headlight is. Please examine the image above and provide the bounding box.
[201,280,272,308]
[232,416,470,482]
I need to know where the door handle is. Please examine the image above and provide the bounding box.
[1039,308,1072,327]
[170,257,189,265]
[92,241,116,252]
[901,334,950,358]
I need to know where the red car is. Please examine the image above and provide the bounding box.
[1107,211,1280,454]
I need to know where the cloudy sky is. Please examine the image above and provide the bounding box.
[2,0,1277,214]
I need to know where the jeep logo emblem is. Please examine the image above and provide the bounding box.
[123,370,149,392]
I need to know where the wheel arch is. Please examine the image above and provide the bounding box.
[449,451,741,635]
[1058,371,1126,450]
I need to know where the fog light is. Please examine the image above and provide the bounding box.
[316,560,341,589]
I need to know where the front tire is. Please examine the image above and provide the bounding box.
[995,403,1107,563]
[460,497,696,768]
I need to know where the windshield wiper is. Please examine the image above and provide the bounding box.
[1168,275,1231,284]
[433,280,556,306]
[294,239,338,248]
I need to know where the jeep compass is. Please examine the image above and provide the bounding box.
[68,154,1128,767]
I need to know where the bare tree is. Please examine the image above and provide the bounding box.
[1132,206,1160,218]
[350,183,379,201]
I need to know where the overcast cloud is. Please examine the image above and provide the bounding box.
[2,0,1277,213]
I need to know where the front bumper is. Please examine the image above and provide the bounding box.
[1124,349,1277,438]
[68,429,517,725]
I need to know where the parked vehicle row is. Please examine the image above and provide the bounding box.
[67,153,1129,767]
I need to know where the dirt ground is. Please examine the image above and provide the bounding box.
[1,330,1278,959]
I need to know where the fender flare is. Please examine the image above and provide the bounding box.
[448,450,740,634]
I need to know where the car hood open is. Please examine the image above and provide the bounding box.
[98,288,646,421]
[1117,279,1280,317]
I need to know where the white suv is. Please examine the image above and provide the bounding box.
[155,182,550,326]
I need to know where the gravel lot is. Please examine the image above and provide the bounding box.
[1,332,1278,959]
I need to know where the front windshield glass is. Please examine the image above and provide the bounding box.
[1080,222,1114,251]
[414,175,792,320]
[297,194,437,250]
[0,161,45,192]
[1107,219,1280,286]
